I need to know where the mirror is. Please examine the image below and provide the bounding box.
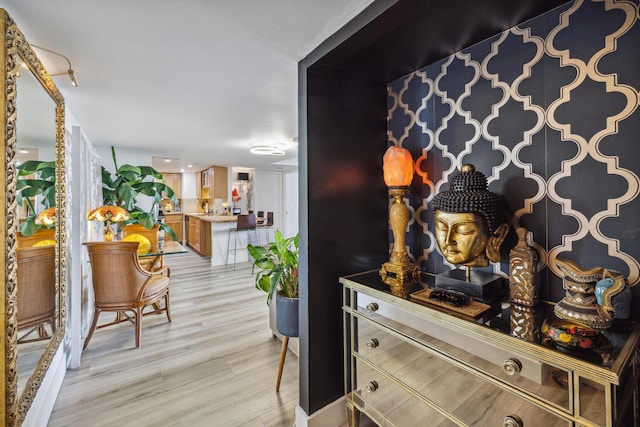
[16,44,57,403]
[1,10,67,426]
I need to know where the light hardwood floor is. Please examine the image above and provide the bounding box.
[48,249,299,427]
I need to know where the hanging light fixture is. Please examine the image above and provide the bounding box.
[249,145,286,156]
[31,44,79,87]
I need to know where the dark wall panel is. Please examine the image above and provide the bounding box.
[301,65,388,413]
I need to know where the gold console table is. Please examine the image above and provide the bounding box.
[342,270,640,427]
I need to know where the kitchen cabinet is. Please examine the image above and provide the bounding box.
[211,166,228,199]
[342,271,640,427]
[164,213,184,242]
[198,166,228,199]
[196,171,202,199]
[186,215,211,256]
[160,172,182,199]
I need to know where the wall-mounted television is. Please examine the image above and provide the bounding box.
[237,172,249,181]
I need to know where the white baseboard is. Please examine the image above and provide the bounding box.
[22,345,66,427]
[295,397,347,427]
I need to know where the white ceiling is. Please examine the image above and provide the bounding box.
[2,1,374,172]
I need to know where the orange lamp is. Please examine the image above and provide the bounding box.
[383,145,414,187]
[35,206,57,226]
[87,205,130,241]
[379,145,419,297]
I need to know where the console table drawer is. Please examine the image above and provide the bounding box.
[353,358,457,426]
[356,296,571,412]
[355,356,570,427]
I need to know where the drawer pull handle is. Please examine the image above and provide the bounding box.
[366,338,379,349]
[365,381,378,393]
[365,302,379,312]
[502,358,522,376]
[503,415,523,427]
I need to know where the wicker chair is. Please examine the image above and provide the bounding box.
[83,241,171,349]
[17,245,57,343]
[17,228,56,249]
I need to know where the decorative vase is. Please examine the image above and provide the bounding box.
[510,303,540,343]
[276,293,299,338]
[509,227,538,306]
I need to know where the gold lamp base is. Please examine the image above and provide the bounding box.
[380,186,418,299]
[103,220,114,241]
[380,262,419,298]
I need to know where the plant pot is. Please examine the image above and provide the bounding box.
[276,293,299,338]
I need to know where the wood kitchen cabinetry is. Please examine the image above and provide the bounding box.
[160,172,182,199]
[342,271,640,427]
[186,215,211,256]
[164,213,184,242]
[198,166,228,199]
[196,171,202,199]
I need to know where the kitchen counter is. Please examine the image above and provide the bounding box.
[185,213,254,266]
[185,213,238,223]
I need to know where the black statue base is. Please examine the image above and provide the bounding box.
[435,269,506,304]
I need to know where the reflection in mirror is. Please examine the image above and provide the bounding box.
[15,56,58,404]
[1,9,67,426]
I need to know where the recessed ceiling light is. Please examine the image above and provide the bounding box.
[19,148,29,154]
[180,168,185,172]
[164,158,171,162]
[187,164,193,168]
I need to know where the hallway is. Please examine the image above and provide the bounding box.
[49,250,298,426]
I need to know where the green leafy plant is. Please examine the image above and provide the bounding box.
[248,230,299,304]
[101,147,179,240]
[17,160,56,236]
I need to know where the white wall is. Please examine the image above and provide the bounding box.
[182,171,196,199]
[254,171,283,234]
[284,171,299,238]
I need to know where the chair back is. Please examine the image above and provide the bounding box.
[236,214,256,230]
[17,228,56,249]
[122,223,160,250]
[84,241,150,304]
[265,212,274,226]
[17,245,56,327]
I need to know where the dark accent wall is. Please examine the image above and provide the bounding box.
[299,0,572,416]
[389,0,640,305]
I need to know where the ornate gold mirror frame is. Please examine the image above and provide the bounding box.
[1,10,67,426]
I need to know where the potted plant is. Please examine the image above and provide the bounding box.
[248,230,299,337]
[17,160,56,236]
[101,147,179,240]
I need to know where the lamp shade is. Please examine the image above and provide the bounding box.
[87,205,130,222]
[383,145,414,187]
[35,207,57,225]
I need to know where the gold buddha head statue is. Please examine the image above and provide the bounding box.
[432,164,509,267]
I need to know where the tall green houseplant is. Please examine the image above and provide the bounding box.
[101,147,179,240]
[17,160,56,236]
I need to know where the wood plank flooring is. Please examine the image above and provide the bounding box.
[48,249,299,427]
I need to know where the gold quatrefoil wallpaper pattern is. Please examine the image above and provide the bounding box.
[388,0,640,305]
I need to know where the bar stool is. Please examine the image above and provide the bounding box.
[226,214,257,270]
[257,211,274,244]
